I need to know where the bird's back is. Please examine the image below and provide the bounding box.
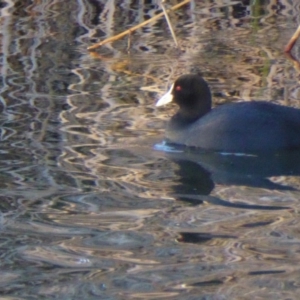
[166,101,300,152]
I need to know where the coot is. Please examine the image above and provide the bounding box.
[156,74,300,153]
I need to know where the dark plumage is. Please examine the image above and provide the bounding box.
[156,74,300,153]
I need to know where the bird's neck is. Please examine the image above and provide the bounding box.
[169,110,205,130]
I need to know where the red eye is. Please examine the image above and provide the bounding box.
[175,85,182,91]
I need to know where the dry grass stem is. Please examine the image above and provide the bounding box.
[161,0,178,47]
[284,25,300,53]
[87,0,190,51]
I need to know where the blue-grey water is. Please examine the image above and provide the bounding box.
[1,0,300,299]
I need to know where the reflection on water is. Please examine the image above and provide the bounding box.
[1,0,300,299]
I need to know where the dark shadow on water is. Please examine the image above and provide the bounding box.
[155,143,300,210]
[177,232,237,244]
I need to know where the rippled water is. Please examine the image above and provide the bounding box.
[1,0,300,299]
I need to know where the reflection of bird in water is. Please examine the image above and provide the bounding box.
[165,147,296,211]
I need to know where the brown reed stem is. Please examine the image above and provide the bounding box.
[87,0,191,51]
[285,25,300,53]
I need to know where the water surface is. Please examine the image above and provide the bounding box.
[1,0,300,299]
